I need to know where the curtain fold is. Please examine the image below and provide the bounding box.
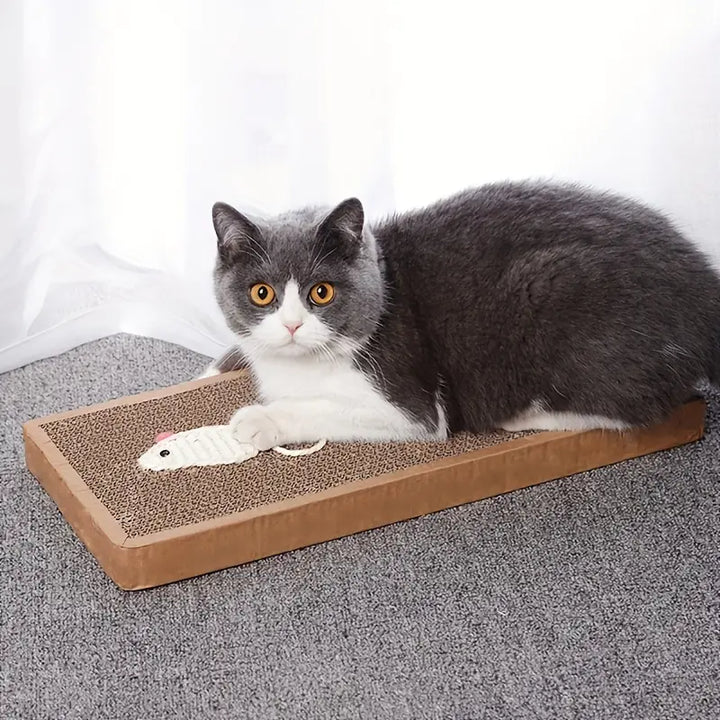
[1,0,718,374]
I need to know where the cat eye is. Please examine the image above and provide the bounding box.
[249,283,276,307]
[308,282,335,306]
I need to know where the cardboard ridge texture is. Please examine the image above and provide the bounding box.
[24,371,706,590]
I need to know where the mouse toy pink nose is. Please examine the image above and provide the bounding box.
[155,431,174,443]
[284,323,303,336]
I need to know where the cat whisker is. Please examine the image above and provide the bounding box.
[315,342,340,366]
[352,343,388,388]
[246,234,272,265]
[216,345,245,372]
[240,245,268,266]
[309,246,337,276]
[227,346,249,370]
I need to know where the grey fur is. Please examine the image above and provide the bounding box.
[212,181,720,432]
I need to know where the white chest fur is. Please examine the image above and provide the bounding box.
[253,354,378,402]
[250,354,442,441]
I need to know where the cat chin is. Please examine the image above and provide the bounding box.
[273,342,315,358]
[241,339,324,361]
[236,330,351,363]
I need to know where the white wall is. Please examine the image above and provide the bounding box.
[388,0,720,256]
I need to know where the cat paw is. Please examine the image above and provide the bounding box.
[229,404,281,451]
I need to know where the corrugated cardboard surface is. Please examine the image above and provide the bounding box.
[38,373,531,537]
[24,372,706,590]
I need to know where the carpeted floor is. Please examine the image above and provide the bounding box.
[1,334,719,719]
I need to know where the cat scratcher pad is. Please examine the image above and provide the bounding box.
[24,372,705,590]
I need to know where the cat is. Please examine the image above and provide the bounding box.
[207,180,720,450]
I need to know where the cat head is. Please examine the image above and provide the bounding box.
[212,198,384,362]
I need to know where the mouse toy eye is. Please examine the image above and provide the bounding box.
[249,283,276,307]
[159,449,170,457]
[308,282,335,306]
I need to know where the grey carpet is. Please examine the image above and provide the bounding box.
[1,334,719,720]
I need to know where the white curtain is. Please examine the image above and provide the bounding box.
[1,0,718,374]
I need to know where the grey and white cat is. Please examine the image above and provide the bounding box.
[206,181,720,450]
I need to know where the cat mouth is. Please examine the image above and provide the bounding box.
[277,339,311,355]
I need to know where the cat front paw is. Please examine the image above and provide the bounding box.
[229,404,281,451]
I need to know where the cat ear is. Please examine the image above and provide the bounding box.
[317,198,365,249]
[212,202,263,264]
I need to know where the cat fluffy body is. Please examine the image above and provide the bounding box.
[210,181,720,449]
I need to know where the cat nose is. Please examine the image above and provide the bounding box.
[284,322,303,336]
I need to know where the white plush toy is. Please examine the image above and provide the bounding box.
[138,426,326,471]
